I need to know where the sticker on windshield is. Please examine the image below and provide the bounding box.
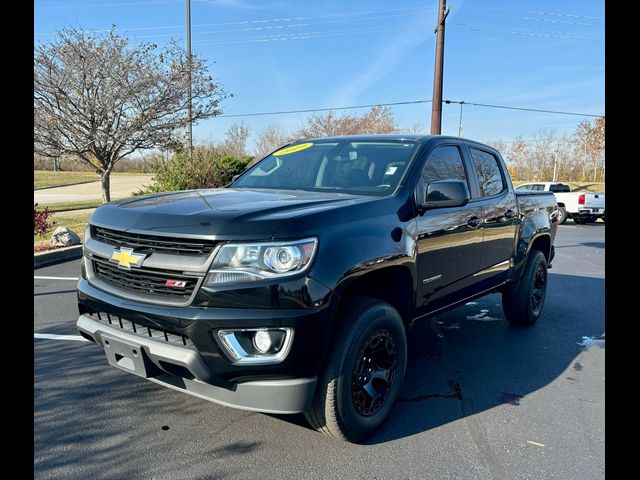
[273,142,313,156]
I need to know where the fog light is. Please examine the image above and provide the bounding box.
[216,327,294,365]
[253,330,272,353]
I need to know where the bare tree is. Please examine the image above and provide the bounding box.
[403,122,427,134]
[253,124,295,160]
[34,27,229,201]
[507,137,531,181]
[294,106,399,138]
[574,118,605,182]
[220,122,250,158]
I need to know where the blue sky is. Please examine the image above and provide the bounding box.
[34,0,604,151]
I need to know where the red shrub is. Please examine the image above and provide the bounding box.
[34,203,55,236]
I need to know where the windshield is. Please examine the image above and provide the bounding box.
[232,140,419,196]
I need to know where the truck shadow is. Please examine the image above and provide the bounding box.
[34,273,603,468]
[366,272,604,444]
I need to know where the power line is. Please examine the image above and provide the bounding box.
[217,100,433,118]
[459,5,602,20]
[129,11,431,39]
[443,100,603,118]
[35,0,182,9]
[190,23,432,47]
[34,5,434,34]
[215,99,602,119]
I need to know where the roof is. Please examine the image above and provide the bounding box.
[299,134,491,147]
[303,134,440,142]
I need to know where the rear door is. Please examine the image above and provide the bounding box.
[414,143,484,311]
[464,144,518,277]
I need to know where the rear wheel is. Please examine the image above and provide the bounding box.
[502,250,548,326]
[304,297,407,442]
[587,215,598,223]
[573,216,587,224]
[557,207,567,224]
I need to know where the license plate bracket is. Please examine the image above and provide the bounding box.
[102,334,155,378]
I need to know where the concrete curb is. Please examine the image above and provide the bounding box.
[34,245,83,269]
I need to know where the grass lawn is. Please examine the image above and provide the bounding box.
[37,199,103,212]
[34,171,152,190]
[34,210,92,246]
[34,171,99,190]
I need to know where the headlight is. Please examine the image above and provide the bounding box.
[204,237,317,286]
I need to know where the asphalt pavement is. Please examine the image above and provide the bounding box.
[34,223,605,480]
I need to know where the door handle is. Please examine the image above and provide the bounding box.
[467,216,482,228]
[504,209,516,219]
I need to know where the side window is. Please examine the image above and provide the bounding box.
[532,184,543,191]
[469,148,506,197]
[421,145,467,186]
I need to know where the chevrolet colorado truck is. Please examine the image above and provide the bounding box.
[76,135,558,442]
[515,182,605,224]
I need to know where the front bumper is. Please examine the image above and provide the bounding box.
[77,314,316,413]
[77,277,336,413]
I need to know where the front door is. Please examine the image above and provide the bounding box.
[415,144,484,313]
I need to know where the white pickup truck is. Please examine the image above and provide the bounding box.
[515,182,605,224]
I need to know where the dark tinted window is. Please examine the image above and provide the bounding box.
[233,140,418,196]
[469,148,505,197]
[549,183,570,192]
[421,146,467,186]
[533,184,544,191]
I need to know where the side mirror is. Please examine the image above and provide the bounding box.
[418,180,470,209]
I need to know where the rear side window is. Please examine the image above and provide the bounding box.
[421,145,467,186]
[549,184,570,193]
[469,148,505,197]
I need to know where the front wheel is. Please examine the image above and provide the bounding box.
[304,297,407,442]
[502,250,548,326]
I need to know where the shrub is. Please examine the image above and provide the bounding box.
[34,203,55,236]
[137,146,252,194]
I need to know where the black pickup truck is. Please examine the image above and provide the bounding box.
[77,134,558,442]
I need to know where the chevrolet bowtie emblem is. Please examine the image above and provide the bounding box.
[110,247,146,270]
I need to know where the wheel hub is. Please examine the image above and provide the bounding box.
[530,263,547,313]
[351,329,397,416]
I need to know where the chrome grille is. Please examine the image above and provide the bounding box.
[91,225,218,256]
[92,257,198,300]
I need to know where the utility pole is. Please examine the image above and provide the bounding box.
[186,0,193,161]
[458,101,464,137]
[552,150,558,182]
[430,0,449,135]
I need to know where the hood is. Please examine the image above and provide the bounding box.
[89,188,376,239]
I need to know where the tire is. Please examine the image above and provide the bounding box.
[304,297,407,442]
[573,216,587,224]
[587,215,597,224]
[502,250,548,327]
[557,207,567,224]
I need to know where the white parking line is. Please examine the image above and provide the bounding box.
[34,276,79,281]
[34,333,90,342]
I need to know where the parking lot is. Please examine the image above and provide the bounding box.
[34,223,604,480]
